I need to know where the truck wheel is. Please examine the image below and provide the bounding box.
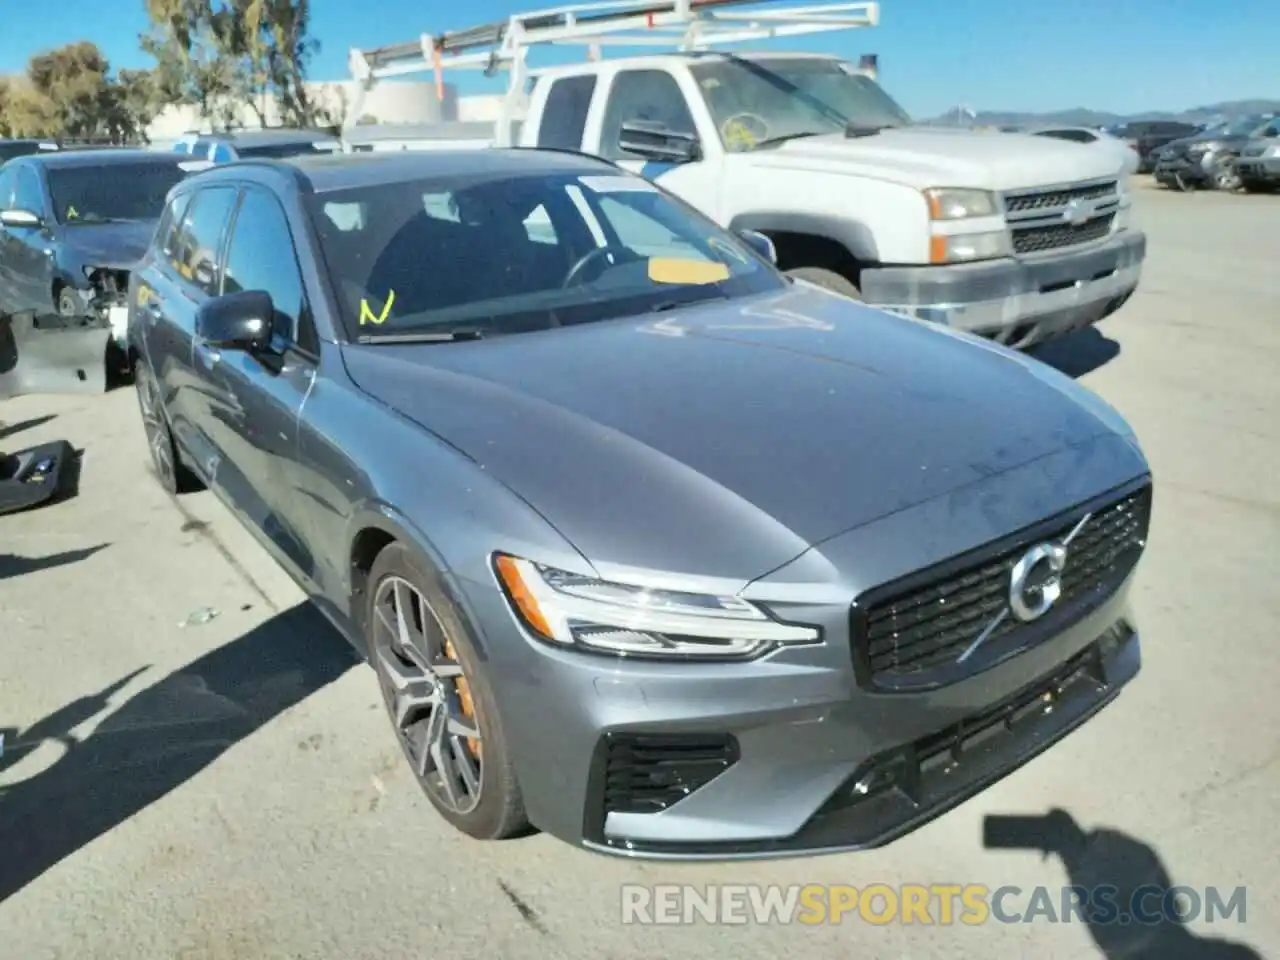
[786,267,862,300]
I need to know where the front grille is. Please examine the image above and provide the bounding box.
[1002,178,1121,256]
[853,483,1151,691]
[601,733,738,815]
[1003,181,1116,215]
[1012,213,1115,255]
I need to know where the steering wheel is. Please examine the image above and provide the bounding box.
[721,112,770,150]
[562,245,637,288]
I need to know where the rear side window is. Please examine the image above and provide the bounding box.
[211,142,234,163]
[537,75,597,150]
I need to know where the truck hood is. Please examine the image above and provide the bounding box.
[59,220,157,270]
[340,287,1142,580]
[746,127,1124,190]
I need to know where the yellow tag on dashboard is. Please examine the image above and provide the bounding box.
[360,289,396,325]
[647,258,731,286]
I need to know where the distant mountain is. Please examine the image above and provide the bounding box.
[926,99,1280,129]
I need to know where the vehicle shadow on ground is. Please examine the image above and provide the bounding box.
[0,544,108,580]
[1028,327,1121,379]
[983,810,1262,959]
[0,602,360,904]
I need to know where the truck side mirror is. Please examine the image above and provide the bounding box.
[0,209,43,229]
[618,119,700,163]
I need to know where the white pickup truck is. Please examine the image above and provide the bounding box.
[348,4,1145,349]
[501,52,1145,348]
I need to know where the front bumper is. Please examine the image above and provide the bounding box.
[858,231,1146,350]
[1153,152,1216,186]
[1235,156,1280,183]
[472,466,1151,861]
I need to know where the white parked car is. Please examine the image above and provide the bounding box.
[1027,126,1141,176]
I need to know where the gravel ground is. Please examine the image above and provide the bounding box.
[1,182,1277,959]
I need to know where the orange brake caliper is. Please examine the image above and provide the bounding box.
[444,640,481,758]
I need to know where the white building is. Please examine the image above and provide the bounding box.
[145,79,500,143]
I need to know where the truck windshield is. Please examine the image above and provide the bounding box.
[307,168,783,341]
[47,161,190,225]
[690,57,912,152]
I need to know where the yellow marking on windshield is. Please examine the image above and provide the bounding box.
[360,289,396,326]
[66,206,79,220]
[647,258,730,285]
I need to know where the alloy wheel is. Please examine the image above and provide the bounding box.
[1214,162,1242,192]
[136,366,175,487]
[371,575,483,814]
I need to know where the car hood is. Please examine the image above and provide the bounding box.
[341,287,1141,580]
[60,220,157,270]
[743,127,1125,189]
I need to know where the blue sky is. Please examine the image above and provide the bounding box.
[2,0,1275,117]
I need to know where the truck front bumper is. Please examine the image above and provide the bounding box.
[859,231,1146,350]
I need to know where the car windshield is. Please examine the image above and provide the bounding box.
[307,169,783,340]
[1205,117,1269,139]
[690,57,912,151]
[48,160,190,224]
[236,139,341,159]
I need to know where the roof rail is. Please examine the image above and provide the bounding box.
[348,0,878,114]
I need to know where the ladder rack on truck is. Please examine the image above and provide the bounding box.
[345,0,879,132]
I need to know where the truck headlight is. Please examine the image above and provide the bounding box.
[929,230,1011,264]
[493,555,819,661]
[924,188,999,220]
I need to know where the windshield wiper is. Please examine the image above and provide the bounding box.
[650,291,730,313]
[750,131,828,149]
[356,328,485,344]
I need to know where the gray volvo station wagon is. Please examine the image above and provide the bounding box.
[126,149,1152,859]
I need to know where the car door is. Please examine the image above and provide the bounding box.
[596,69,723,219]
[197,184,318,581]
[144,184,240,481]
[9,164,56,317]
[0,166,19,316]
[0,163,52,317]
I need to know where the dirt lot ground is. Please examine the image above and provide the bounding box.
[1,182,1278,960]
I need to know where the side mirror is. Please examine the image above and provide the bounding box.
[737,229,777,264]
[618,119,700,163]
[196,290,274,350]
[0,209,43,229]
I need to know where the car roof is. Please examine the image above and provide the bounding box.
[21,149,192,169]
[189,149,617,195]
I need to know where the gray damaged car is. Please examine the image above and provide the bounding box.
[127,149,1153,859]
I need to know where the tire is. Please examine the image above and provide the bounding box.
[1211,161,1242,192]
[366,542,528,841]
[134,357,200,494]
[785,266,862,300]
[56,285,80,317]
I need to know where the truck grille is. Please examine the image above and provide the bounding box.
[1013,214,1115,255]
[851,483,1152,692]
[1003,178,1121,256]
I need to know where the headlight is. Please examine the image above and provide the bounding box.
[1187,141,1219,156]
[930,230,1011,264]
[924,188,999,220]
[1265,145,1280,159]
[493,555,819,661]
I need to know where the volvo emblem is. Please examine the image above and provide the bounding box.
[1008,542,1067,622]
[1062,197,1094,226]
[955,511,1094,664]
